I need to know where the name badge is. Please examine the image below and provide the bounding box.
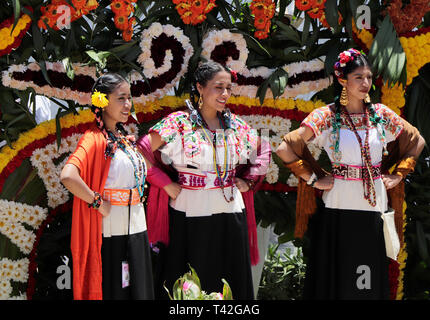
[122,261,130,288]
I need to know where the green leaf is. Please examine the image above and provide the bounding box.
[222,279,233,300]
[275,21,302,45]
[325,0,339,29]
[11,0,21,32]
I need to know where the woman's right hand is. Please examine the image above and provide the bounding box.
[163,182,182,200]
[98,200,111,217]
[313,175,334,191]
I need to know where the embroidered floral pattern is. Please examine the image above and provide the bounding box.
[149,111,258,160]
[301,103,403,138]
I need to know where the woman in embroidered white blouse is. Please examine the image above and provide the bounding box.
[276,48,425,300]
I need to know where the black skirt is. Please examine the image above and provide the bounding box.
[304,207,390,300]
[154,206,254,300]
[101,230,154,300]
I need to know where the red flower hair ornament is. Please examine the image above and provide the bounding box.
[333,48,364,80]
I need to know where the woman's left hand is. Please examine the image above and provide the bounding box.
[382,174,403,190]
[234,177,250,193]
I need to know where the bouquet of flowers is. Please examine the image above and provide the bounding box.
[164,265,233,300]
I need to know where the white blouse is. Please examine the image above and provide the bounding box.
[149,111,259,217]
[301,103,404,212]
[102,146,147,237]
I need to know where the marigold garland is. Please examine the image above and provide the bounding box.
[172,0,216,26]
[0,8,32,57]
[250,0,276,40]
[38,0,99,30]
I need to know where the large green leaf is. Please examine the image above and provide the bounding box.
[368,15,406,86]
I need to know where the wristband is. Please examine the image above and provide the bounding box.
[88,191,102,209]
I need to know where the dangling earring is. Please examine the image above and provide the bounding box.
[340,87,348,106]
[364,93,371,104]
[198,96,203,109]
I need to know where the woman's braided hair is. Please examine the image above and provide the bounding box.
[91,73,129,158]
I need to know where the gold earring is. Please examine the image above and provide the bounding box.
[198,96,203,109]
[364,93,371,104]
[340,87,348,106]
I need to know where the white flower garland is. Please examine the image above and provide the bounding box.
[0,258,29,300]
[135,23,194,104]
[2,62,97,106]
[0,200,47,254]
[201,29,249,72]
[201,29,332,101]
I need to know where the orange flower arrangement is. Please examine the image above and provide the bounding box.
[172,0,217,26]
[111,0,137,41]
[250,0,275,40]
[295,0,342,28]
[385,0,430,35]
[38,0,98,30]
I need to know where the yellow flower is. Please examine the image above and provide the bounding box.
[91,91,109,108]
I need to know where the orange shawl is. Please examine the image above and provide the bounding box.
[284,119,421,244]
[67,125,111,300]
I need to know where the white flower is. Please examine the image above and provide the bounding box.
[287,174,299,187]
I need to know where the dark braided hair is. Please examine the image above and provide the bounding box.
[189,61,235,128]
[91,73,129,158]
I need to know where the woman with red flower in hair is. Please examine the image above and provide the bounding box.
[276,48,425,299]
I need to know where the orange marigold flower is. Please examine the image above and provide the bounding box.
[71,0,86,10]
[114,15,129,31]
[191,13,207,25]
[295,0,314,11]
[313,0,326,8]
[191,0,206,15]
[38,16,51,29]
[254,16,268,29]
[122,28,133,42]
[254,30,269,40]
[204,1,216,14]
[111,0,125,14]
[307,6,322,19]
[176,3,191,16]
[85,0,99,10]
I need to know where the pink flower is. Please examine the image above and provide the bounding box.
[216,293,223,300]
[182,281,192,292]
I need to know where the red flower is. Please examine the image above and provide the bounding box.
[295,0,314,11]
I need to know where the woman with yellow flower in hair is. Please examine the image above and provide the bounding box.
[60,73,154,300]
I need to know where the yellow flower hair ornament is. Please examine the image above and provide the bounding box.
[91,91,109,108]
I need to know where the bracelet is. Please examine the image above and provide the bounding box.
[88,191,102,209]
[307,172,318,186]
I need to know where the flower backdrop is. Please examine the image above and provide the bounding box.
[0,0,430,300]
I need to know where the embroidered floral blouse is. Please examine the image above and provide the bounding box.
[149,110,259,217]
[301,103,404,212]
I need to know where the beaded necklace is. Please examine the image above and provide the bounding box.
[199,113,234,203]
[341,106,377,207]
[108,131,146,199]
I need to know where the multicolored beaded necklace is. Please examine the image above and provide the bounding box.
[341,106,377,207]
[199,113,234,203]
[108,131,146,199]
